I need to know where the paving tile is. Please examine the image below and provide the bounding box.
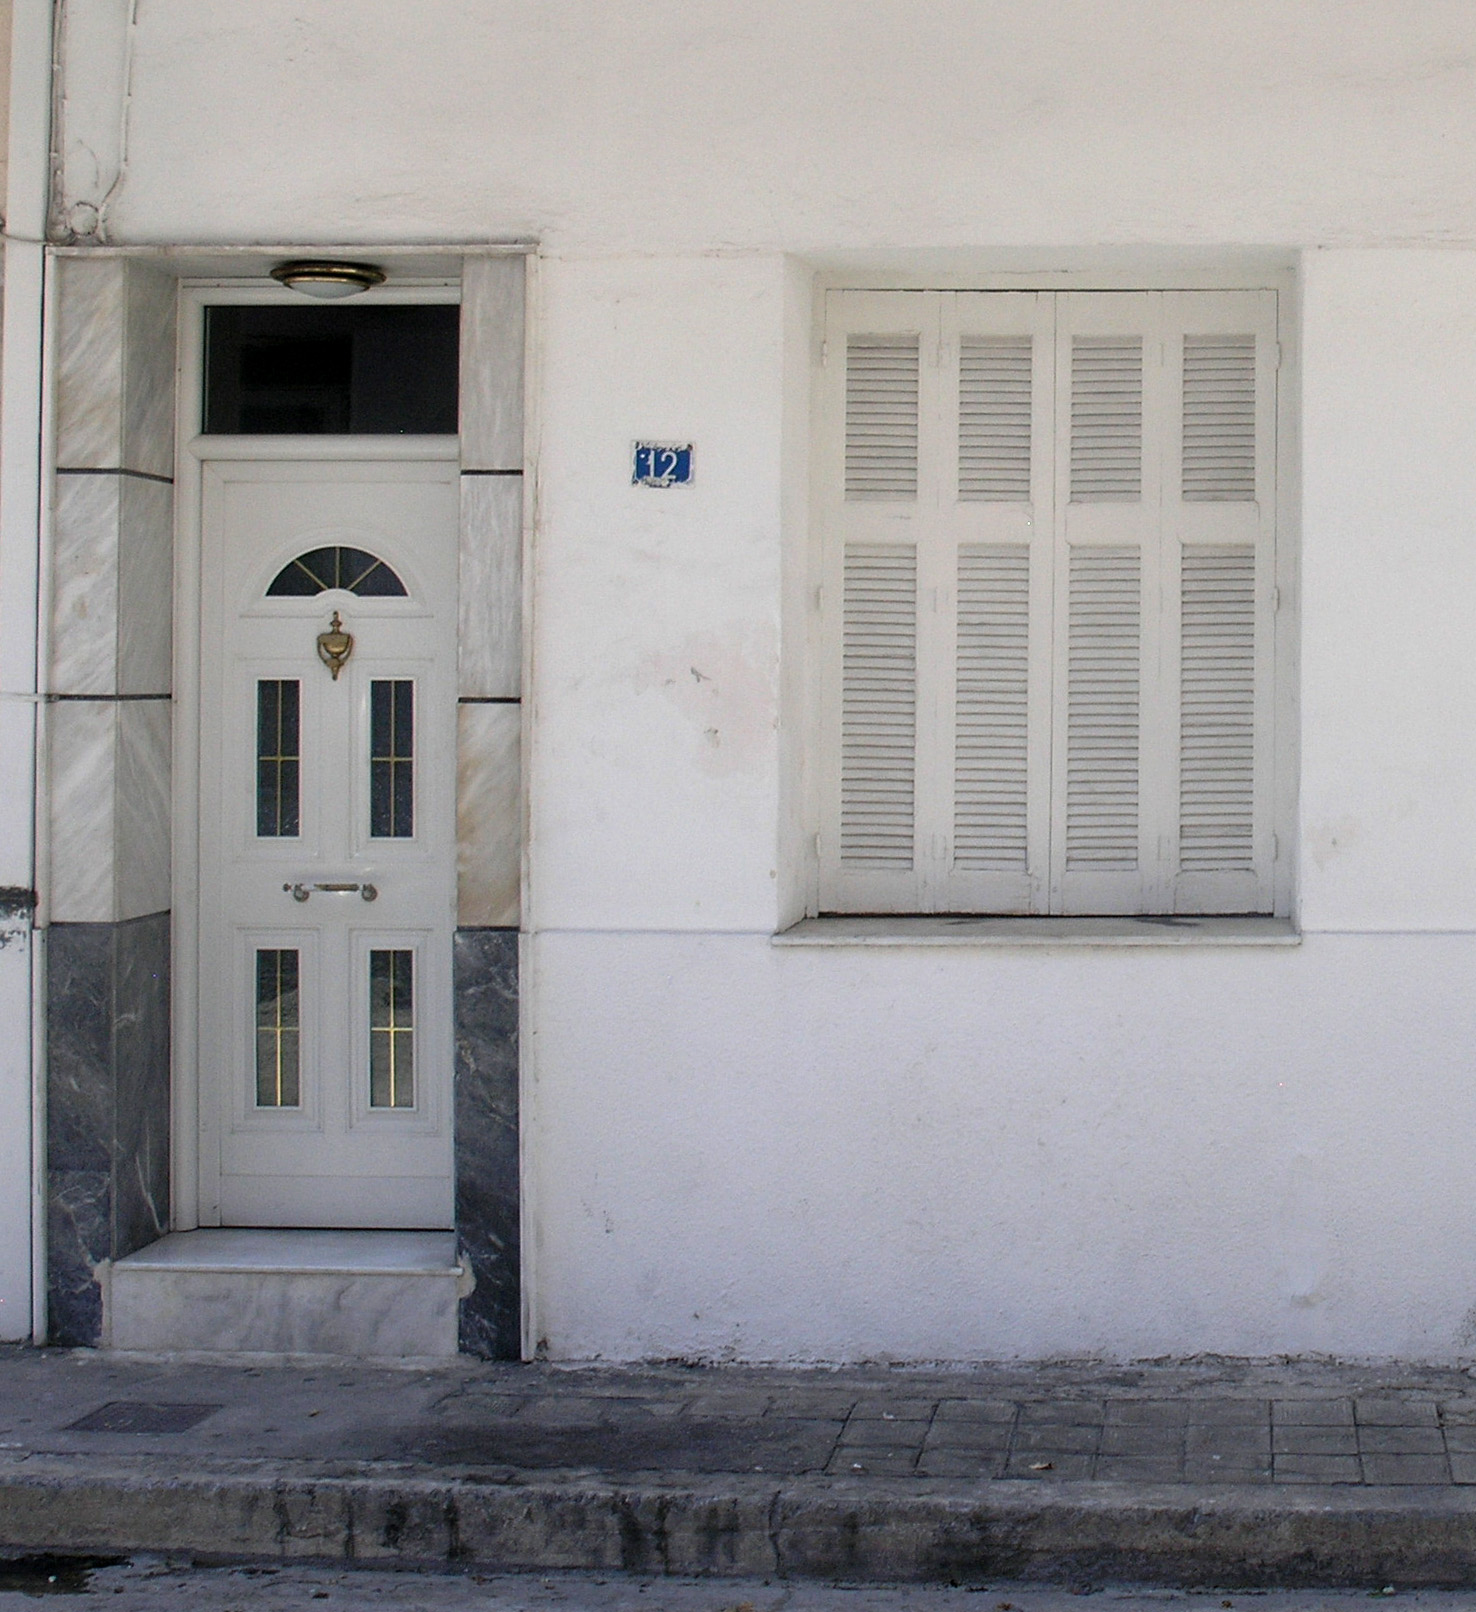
[1357,1424,1445,1454]
[838,1421,928,1449]
[1361,1452,1450,1485]
[932,1399,1017,1423]
[1273,1454,1362,1483]
[829,1450,918,1475]
[681,1392,775,1419]
[1185,1458,1272,1483]
[1273,1399,1354,1426]
[1357,1397,1440,1427]
[1103,1400,1188,1426]
[1188,1400,1270,1426]
[922,1424,1013,1452]
[1440,1399,1476,1425]
[847,1399,936,1421]
[1272,1428,1358,1456]
[1014,1425,1100,1454]
[1094,1455,1183,1482]
[1441,1423,1476,1452]
[1448,1452,1476,1483]
[1098,1426,1182,1457]
[1186,1425,1270,1457]
[766,1392,857,1420]
[1004,1453,1093,1479]
[916,1451,1005,1478]
[1017,1401,1104,1428]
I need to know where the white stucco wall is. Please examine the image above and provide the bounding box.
[36,2,1476,1358]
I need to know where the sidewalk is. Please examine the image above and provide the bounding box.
[6,1348,1476,1585]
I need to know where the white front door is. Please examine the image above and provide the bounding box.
[198,456,459,1227]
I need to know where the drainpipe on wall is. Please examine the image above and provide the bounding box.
[0,0,56,1343]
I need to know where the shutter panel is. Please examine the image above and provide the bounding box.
[840,544,917,870]
[1065,546,1141,869]
[1070,337,1142,502]
[846,336,920,500]
[1182,335,1256,502]
[1179,546,1255,870]
[954,545,1030,870]
[959,337,1032,501]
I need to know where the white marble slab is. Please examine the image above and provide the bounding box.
[460,256,525,472]
[458,473,522,699]
[117,476,174,695]
[55,259,126,470]
[122,266,177,481]
[457,702,521,928]
[117,1228,458,1273]
[107,1263,461,1356]
[51,473,121,696]
[115,698,171,920]
[49,700,117,923]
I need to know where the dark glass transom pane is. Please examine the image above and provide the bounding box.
[370,679,414,838]
[256,679,300,837]
[369,949,415,1109]
[203,304,459,435]
[267,547,407,598]
[255,949,301,1108]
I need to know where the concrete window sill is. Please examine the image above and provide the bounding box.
[772,915,1300,948]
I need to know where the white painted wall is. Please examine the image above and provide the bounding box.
[35,2,1476,1358]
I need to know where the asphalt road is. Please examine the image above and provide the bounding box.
[4,1561,1476,1612]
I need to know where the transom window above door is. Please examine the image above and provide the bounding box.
[266,547,408,598]
[816,287,1286,919]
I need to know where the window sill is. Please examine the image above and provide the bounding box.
[772,915,1300,948]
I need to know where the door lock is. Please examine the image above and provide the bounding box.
[284,881,378,902]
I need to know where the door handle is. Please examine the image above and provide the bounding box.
[284,882,379,903]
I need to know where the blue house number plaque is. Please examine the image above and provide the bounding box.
[633,442,694,487]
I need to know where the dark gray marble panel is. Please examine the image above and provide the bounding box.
[46,912,170,1346]
[111,913,170,1257]
[453,928,519,1360]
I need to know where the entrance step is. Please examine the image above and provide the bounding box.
[105,1230,466,1358]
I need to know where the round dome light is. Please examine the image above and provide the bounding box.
[270,260,386,299]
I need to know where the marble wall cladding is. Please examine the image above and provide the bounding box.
[460,257,525,472]
[55,259,176,476]
[116,476,174,695]
[115,700,172,922]
[49,700,118,923]
[458,474,522,699]
[453,928,520,1359]
[51,473,122,696]
[457,702,521,927]
[55,259,126,470]
[122,267,177,480]
[47,913,172,1347]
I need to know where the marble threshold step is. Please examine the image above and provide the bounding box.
[103,1229,469,1359]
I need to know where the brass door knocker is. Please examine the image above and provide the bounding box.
[316,611,353,679]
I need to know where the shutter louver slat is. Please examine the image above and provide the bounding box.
[1182,335,1256,502]
[954,545,1030,870]
[846,336,920,500]
[841,544,916,869]
[1071,337,1142,502]
[959,337,1032,501]
[1180,545,1255,870]
[1066,547,1140,868]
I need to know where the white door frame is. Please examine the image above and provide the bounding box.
[171,278,461,1230]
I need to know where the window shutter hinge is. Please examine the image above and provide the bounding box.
[1271,831,1280,861]
[1275,340,1283,371]
[1272,583,1281,611]
[820,338,829,367]
[813,583,823,613]
[813,831,822,860]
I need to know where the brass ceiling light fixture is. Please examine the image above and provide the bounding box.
[270,260,386,299]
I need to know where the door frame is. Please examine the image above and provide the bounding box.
[171,277,462,1230]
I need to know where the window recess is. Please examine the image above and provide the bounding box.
[817,287,1279,917]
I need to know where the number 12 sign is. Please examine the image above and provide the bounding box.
[632,442,694,488]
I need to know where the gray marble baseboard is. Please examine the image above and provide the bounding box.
[47,911,170,1347]
[453,928,519,1360]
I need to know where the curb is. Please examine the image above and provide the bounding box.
[5,1462,1476,1585]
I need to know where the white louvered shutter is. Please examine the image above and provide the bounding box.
[1165,291,1278,913]
[819,287,1280,918]
[820,293,937,912]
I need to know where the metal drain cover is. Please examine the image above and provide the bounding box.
[66,1401,220,1434]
